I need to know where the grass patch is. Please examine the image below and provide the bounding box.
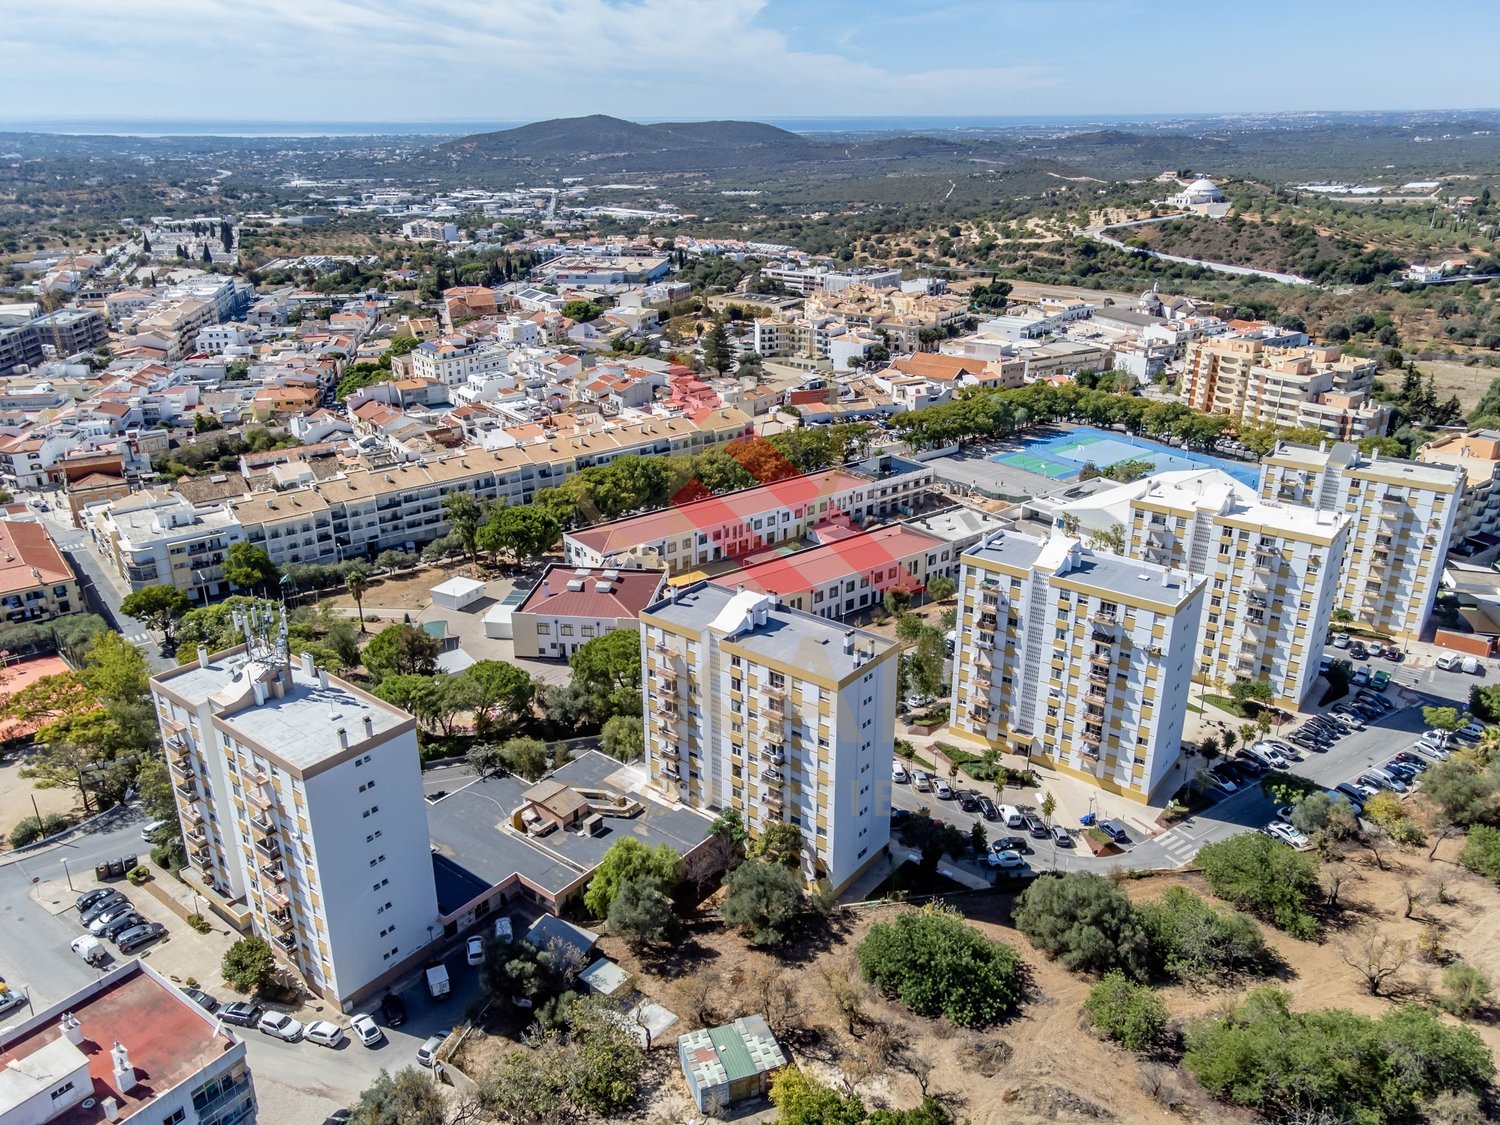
[1202,694,1250,717]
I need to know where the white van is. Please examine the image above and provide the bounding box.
[1436,653,1461,671]
[71,935,106,966]
[997,805,1024,829]
[1462,656,1481,675]
[141,819,169,842]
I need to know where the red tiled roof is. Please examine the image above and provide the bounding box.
[516,565,664,620]
[0,519,74,594]
[724,524,943,598]
[569,469,869,556]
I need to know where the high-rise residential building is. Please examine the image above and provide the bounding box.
[1418,430,1500,541]
[1259,441,1464,641]
[948,531,1205,804]
[0,960,258,1125]
[638,582,898,892]
[1182,338,1388,440]
[1121,473,1350,708]
[149,607,438,1010]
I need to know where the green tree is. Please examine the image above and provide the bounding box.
[1459,824,1500,881]
[1421,759,1497,831]
[925,574,956,602]
[584,838,684,918]
[1228,677,1274,710]
[442,492,483,564]
[561,299,603,323]
[748,821,805,869]
[1440,963,1492,1018]
[1013,872,1150,978]
[222,935,277,994]
[606,873,676,948]
[120,585,191,643]
[222,542,279,594]
[1084,972,1168,1050]
[701,320,732,375]
[1196,833,1322,939]
[1136,887,1267,982]
[498,736,549,781]
[769,1067,867,1125]
[599,714,644,762]
[344,564,369,633]
[134,754,178,825]
[478,505,560,564]
[1423,705,1468,734]
[360,623,439,682]
[463,660,535,737]
[568,628,641,719]
[856,905,1023,1027]
[722,858,805,945]
[349,1068,450,1125]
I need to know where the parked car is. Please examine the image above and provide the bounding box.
[998,805,1024,828]
[1371,670,1391,691]
[1232,753,1266,776]
[1024,815,1048,839]
[416,1033,449,1068]
[1413,740,1451,761]
[1332,784,1368,814]
[991,835,1029,853]
[1359,770,1407,794]
[75,888,120,914]
[114,922,166,955]
[380,993,407,1028]
[220,1002,263,1027]
[0,989,28,1018]
[933,778,953,799]
[1332,633,1351,649]
[1436,653,1461,671]
[100,913,147,943]
[349,1013,383,1047]
[977,796,999,821]
[1351,668,1371,686]
[911,769,931,792]
[80,894,128,926]
[140,819,169,842]
[1266,822,1311,850]
[466,936,484,966]
[88,904,137,936]
[1099,819,1130,844]
[305,1020,345,1048]
[1249,744,1287,769]
[958,790,979,812]
[1319,654,1332,673]
[258,1012,304,1042]
[1391,751,1428,771]
[891,762,908,784]
[1051,825,1073,847]
[987,849,1024,868]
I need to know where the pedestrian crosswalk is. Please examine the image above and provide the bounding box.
[123,632,150,647]
[1153,826,1199,865]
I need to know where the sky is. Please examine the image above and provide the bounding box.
[4,0,1499,126]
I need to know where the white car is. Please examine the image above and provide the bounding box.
[257,1012,304,1042]
[1332,633,1351,649]
[911,769,931,792]
[987,849,1024,869]
[349,1013,383,1047]
[1266,822,1311,850]
[416,1032,449,1068]
[892,762,908,784]
[304,1020,345,1047]
[1413,740,1451,761]
[1462,656,1481,674]
[933,778,953,799]
[466,936,484,966]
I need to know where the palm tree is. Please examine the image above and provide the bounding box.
[345,565,369,633]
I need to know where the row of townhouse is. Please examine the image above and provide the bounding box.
[90,407,755,594]
[563,455,934,573]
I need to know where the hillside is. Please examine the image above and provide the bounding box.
[1131,215,1407,285]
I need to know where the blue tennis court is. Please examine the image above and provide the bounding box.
[993,427,1258,486]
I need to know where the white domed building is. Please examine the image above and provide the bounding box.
[1167,177,1225,208]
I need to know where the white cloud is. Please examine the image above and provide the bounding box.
[2,0,1057,120]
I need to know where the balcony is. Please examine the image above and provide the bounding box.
[174,781,198,802]
[970,706,991,723]
[765,698,786,716]
[259,862,287,884]
[1084,701,1105,720]
[182,806,204,828]
[253,837,280,860]
[763,683,785,701]
[760,745,785,765]
[264,888,289,911]
[271,931,297,954]
[1089,652,1112,671]
[761,790,784,807]
[185,825,208,847]
[1088,666,1110,685]
[168,758,195,782]
[763,768,786,785]
[245,786,272,811]
[250,813,275,836]
[659,762,680,780]
[974,635,995,652]
[657,673,679,694]
[1081,728,1104,747]
[168,742,192,767]
[1090,610,1118,628]
[268,908,293,932]
[241,764,270,787]
[188,845,212,868]
[977,613,998,631]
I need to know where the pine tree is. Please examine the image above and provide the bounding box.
[702,321,731,375]
[202,244,213,264]
[220,220,233,253]
[141,233,151,254]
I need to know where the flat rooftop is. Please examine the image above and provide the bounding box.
[424,751,713,912]
[0,962,238,1125]
[966,529,1201,609]
[153,648,410,774]
[644,581,896,679]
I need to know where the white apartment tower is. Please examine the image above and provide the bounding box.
[948,531,1205,803]
[1259,441,1463,641]
[1124,473,1350,708]
[149,606,439,1009]
[638,582,898,892]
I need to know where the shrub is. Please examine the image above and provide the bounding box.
[1012,872,1149,978]
[1137,887,1268,982]
[722,858,805,946]
[187,913,212,934]
[150,840,186,872]
[126,865,152,886]
[1084,971,1169,1050]
[1458,824,1500,882]
[8,816,43,849]
[1196,833,1322,939]
[583,839,683,918]
[1440,963,1492,1018]
[856,905,1022,1027]
[1184,987,1493,1123]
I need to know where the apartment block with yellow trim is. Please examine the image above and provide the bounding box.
[1259,441,1463,641]
[948,531,1204,804]
[639,582,898,892]
[1123,473,1350,709]
[150,622,439,1011]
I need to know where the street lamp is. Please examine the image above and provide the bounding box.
[60,858,73,892]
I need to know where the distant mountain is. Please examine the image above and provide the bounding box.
[422,114,976,177]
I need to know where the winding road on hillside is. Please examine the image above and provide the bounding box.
[1077,215,1318,287]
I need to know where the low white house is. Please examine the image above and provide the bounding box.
[430,575,487,611]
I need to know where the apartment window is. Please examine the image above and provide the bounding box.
[162,1110,186,1125]
[365,830,382,843]
[560,625,574,637]
[581,625,595,638]
[361,806,379,818]
[50,1081,75,1101]
[537,623,550,635]
[358,780,376,793]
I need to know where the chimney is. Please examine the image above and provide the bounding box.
[61,1013,83,1045]
[363,714,374,738]
[843,630,855,655]
[318,669,329,690]
[197,644,209,669]
[111,1041,138,1095]
[102,1098,121,1123]
[300,651,315,677]
[337,727,348,749]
